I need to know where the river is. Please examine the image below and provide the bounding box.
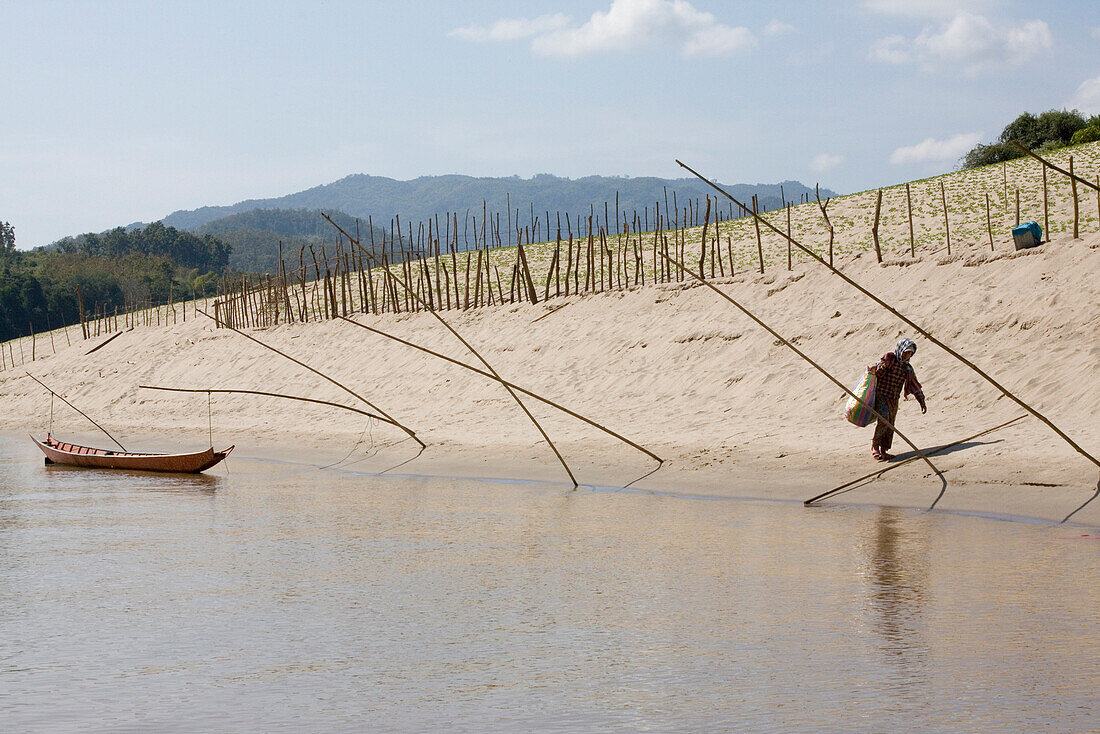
[1,435,1097,731]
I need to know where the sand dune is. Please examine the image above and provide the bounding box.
[3,224,1097,525]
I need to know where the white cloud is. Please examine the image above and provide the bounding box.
[500,0,757,58]
[869,35,911,64]
[810,153,844,172]
[449,13,571,42]
[864,0,996,20]
[682,25,756,57]
[1091,27,1100,41]
[869,11,1052,75]
[764,19,796,37]
[1069,75,1100,115]
[890,132,981,165]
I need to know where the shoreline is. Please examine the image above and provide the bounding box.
[6,425,1098,529]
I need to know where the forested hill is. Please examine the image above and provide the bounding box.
[195,209,391,273]
[163,174,832,233]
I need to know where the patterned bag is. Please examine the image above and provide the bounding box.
[844,370,877,427]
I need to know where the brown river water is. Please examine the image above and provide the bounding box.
[1,435,1098,732]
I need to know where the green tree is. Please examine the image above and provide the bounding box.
[0,221,14,260]
[962,109,1093,169]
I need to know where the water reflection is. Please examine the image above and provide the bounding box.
[863,507,930,691]
[41,464,221,495]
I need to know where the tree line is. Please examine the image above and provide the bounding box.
[962,109,1100,169]
[0,221,231,344]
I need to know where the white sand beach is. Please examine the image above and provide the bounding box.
[3,230,1098,525]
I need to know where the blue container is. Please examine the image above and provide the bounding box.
[1012,221,1042,249]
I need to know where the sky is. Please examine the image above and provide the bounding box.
[2,0,1098,249]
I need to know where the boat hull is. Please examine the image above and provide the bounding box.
[33,435,234,474]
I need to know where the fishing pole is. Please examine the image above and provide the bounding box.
[655,250,948,497]
[197,308,425,448]
[323,213,579,488]
[337,314,663,465]
[138,385,394,425]
[25,372,127,451]
[676,159,1100,475]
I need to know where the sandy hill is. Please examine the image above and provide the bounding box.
[2,143,1098,526]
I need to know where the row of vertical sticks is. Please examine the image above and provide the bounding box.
[214,152,1099,328]
[212,196,777,329]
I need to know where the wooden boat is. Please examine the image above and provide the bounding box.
[32,434,234,473]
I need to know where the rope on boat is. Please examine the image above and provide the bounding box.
[25,372,127,452]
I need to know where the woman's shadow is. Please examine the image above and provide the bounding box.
[890,438,1004,462]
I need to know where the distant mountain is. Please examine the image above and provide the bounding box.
[163,174,834,235]
[195,209,392,273]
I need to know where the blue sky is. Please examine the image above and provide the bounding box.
[2,0,1098,248]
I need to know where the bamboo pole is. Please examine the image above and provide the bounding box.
[1042,164,1048,235]
[698,196,711,277]
[196,308,423,447]
[1070,155,1079,239]
[1009,141,1100,193]
[338,315,663,466]
[753,195,763,274]
[872,189,883,263]
[786,203,792,271]
[906,182,915,256]
[139,385,390,423]
[25,373,128,451]
[677,158,1100,473]
[655,249,947,497]
[985,192,994,251]
[804,415,1027,505]
[324,214,578,487]
[815,184,833,267]
[940,180,951,255]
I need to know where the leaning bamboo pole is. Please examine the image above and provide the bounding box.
[676,158,1100,474]
[196,308,424,447]
[25,372,128,451]
[655,250,948,499]
[1010,141,1100,193]
[337,315,662,466]
[139,385,390,423]
[323,213,578,488]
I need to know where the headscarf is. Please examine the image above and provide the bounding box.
[895,337,917,362]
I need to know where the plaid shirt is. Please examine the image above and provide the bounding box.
[870,353,925,409]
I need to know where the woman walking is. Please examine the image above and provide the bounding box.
[869,338,927,461]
